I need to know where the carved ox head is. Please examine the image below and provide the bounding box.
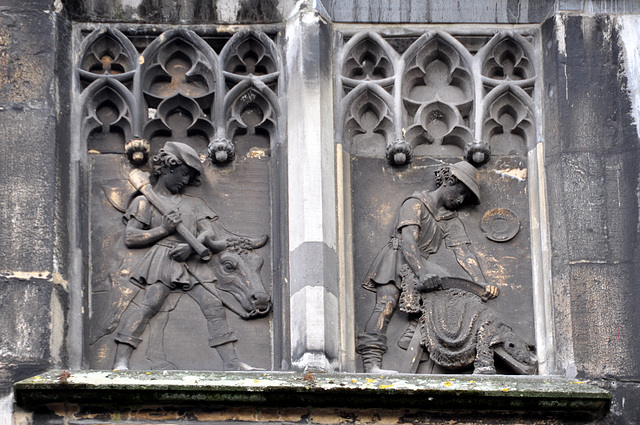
[207,235,271,319]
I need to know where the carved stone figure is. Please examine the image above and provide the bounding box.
[358,161,501,373]
[398,268,537,374]
[112,141,268,371]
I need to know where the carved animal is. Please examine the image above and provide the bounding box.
[398,266,536,375]
[141,231,271,368]
[94,180,271,369]
[417,288,537,375]
[202,232,271,319]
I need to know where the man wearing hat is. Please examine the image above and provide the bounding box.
[357,161,499,373]
[113,141,253,371]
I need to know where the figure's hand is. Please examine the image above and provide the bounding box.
[162,211,181,234]
[169,243,192,262]
[197,229,216,246]
[481,284,499,301]
[417,273,442,292]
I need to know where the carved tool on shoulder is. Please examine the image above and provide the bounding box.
[128,168,211,260]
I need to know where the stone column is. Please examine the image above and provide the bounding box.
[285,0,340,372]
[0,0,70,423]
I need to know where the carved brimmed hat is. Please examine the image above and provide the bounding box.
[163,141,203,175]
[449,160,481,205]
[162,141,203,187]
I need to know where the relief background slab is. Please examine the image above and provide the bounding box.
[88,135,273,371]
[352,155,533,373]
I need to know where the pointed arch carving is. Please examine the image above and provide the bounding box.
[341,83,395,156]
[398,32,475,158]
[224,78,279,142]
[340,32,397,93]
[402,32,474,121]
[403,100,473,154]
[78,28,138,88]
[80,78,137,153]
[400,33,474,156]
[141,29,218,112]
[143,94,214,153]
[479,32,536,93]
[221,31,281,89]
[482,85,535,154]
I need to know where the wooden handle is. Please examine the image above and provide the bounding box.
[128,169,211,259]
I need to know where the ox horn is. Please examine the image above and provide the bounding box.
[249,235,268,249]
[208,239,227,254]
[202,232,227,254]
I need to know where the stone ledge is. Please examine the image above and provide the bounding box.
[14,370,610,417]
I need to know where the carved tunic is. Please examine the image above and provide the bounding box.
[125,194,217,289]
[362,190,470,291]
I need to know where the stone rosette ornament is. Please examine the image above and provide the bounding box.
[208,137,236,164]
[464,140,491,166]
[386,138,413,166]
[125,137,151,165]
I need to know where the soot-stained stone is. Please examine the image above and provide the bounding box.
[542,15,640,384]
[236,0,282,23]
[0,277,53,397]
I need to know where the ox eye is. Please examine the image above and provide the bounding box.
[223,261,236,271]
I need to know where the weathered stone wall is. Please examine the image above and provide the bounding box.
[2,0,640,423]
[60,0,640,24]
[542,14,640,423]
[0,0,70,417]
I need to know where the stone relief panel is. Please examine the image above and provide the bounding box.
[338,29,539,375]
[77,27,280,371]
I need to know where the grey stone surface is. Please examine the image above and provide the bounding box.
[0,7,58,273]
[324,0,636,24]
[327,0,555,24]
[61,0,292,24]
[288,242,338,295]
[14,370,611,417]
[286,2,340,372]
[0,0,67,412]
[542,13,640,423]
[55,0,640,25]
[0,277,55,398]
[2,0,640,422]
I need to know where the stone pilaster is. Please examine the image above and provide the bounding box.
[285,1,339,372]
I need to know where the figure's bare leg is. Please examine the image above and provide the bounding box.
[146,294,181,370]
[189,285,262,370]
[358,284,400,373]
[113,283,171,370]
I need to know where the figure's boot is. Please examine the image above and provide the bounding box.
[215,341,264,371]
[357,333,397,374]
[113,343,134,370]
